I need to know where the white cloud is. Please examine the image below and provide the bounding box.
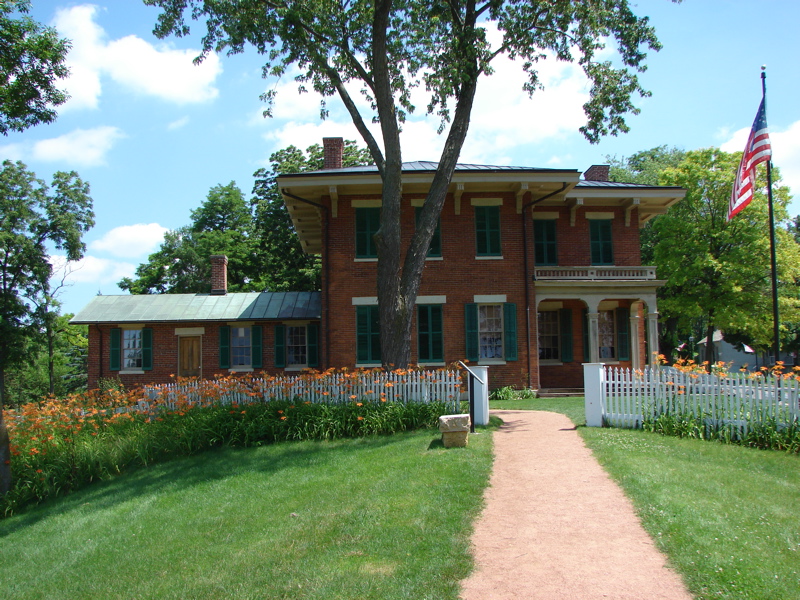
[167,116,190,131]
[31,126,125,166]
[54,4,221,110]
[90,223,168,258]
[50,254,136,286]
[720,119,800,202]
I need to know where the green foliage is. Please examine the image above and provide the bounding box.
[489,386,536,402]
[2,391,450,516]
[0,1,70,135]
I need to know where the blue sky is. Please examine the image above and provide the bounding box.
[3,1,800,316]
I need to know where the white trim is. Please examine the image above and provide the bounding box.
[470,197,503,206]
[354,257,378,263]
[478,359,507,366]
[175,327,205,336]
[417,295,447,304]
[531,212,559,220]
[474,295,507,303]
[425,256,444,261]
[585,212,615,220]
[119,369,145,375]
[352,297,379,306]
[418,362,447,368]
[351,198,382,208]
[475,255,503,260]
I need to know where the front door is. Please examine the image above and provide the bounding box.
[179,336,202,377]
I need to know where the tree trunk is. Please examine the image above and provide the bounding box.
[0,369,11,496]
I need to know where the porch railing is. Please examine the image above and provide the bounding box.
[534,266,657,280]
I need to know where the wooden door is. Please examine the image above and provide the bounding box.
[179,336,201,377]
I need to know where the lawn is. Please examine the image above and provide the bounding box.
[491,393,800,600]
[0,428,493,600]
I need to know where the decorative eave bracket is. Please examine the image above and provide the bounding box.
[568,198,584,226]
[624,198,640,227]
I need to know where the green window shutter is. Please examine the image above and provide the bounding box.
[274,324,285,368]
[355,207,379,258]
[430,305,443,361]
[465,303,479,361]
[357,306,380,364]
[219,326,230,369]
[251,326,263,368]
[307,323,320,368]
[616,307,631,361]
[534,220,558,265]
[110,328,121,371]
[475,206,501,256]
[416,207,441,257]
[504,303,518,361]
[142,328,153,371]
[590,220,613,265]
[559,308,573,363]
[582,309,590,361]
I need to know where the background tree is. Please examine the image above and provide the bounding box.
[646,148,800,366]
[0,160,94,494]
[251,140,372,292]
[0,0,70,135]
[146,0,668,368]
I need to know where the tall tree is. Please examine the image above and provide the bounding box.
[649,148,800,366]
[145,0,668,368]
[0,0,71,135]
[251,140,372,292]
[0,160,94,494]
[120,182,259,294]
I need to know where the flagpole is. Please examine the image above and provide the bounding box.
[762,67,780,365]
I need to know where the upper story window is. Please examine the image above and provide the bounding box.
[109,327,153,372]
[475,206,501,257]
[219,325,262,370]
[274,323,319,369]
[415,207,441,257]
[355,207,380,258]
[533,220,558,265]
[589,220,614,265]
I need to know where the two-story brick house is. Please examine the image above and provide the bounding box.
[72,137,683,391]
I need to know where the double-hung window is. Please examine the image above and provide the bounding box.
[356,305,381,365]
[417,305,444,363]
[219,325,262,370]
[589,220,614,265]
[533,220,558,265]
[475,206,501,256]
[538,308,574,363]
[109,327,153,372]
[274,323,320,369]
[583,307,630,362]
[355,207,380,258]
[415,207,441,257]
[465,302,517,362]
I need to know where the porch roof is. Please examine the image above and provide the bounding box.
[70,291,321,324]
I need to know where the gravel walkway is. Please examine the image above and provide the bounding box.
[460,410,692,600]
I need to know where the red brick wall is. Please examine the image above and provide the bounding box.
[546,206,641,267]
[86,321,294,389]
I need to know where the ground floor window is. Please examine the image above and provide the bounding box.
[417,305,444,362]
[275,323,319,368]
[110,327,153,372]
[479,304,504,359]
[356,305,381,365]
[220,325,263,369]
[465,303,517,362]
[538,311,560,360]
[584,307,630,362]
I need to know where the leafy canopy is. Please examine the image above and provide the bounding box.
[0,0,71,135]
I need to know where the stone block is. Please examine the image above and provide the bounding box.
[438,414,470,433]
[442,431,469,448]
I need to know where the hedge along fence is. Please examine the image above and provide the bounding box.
[142,368,463,413]
[585,363,800,450]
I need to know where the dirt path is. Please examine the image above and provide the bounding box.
[460,410,692,600]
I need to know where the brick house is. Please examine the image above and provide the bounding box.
[73,138,684,391]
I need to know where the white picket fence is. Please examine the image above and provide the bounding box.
[585,364,800,433]
[142,369,463,412]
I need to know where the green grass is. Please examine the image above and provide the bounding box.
[489,391,800,599]
[0,428,494,600]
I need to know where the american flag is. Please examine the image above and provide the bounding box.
[728,98,772,220]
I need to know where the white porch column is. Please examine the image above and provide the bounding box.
[646,311,660,365]
[587,312,600,363]
[630,312,642,370]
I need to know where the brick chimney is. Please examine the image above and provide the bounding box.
[323,137,344,170]
[210,255,228,295]
[583,164,610,182]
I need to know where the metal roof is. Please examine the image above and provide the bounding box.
[283,161,576,177]
[575,180,684,190]
[70,292,321,324]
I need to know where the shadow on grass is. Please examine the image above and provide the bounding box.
[0,430,429,537]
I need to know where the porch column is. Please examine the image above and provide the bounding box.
[587,312,600,363]
[630,312,642,370]
[647,311,660,365]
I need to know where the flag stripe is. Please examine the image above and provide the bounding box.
[728,98,771,221]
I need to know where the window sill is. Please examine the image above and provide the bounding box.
[418,362,446,368]
[425,256,443,261]
[354,257,378,262]
[355,362,381,368]
[119,369,144,375]
[478,359,507,366]
[475,255,503,260]
[284,366,308,372]
[229,367,254,373]
[539,360,564,366]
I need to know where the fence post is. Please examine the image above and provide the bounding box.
[584,363,605,427]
